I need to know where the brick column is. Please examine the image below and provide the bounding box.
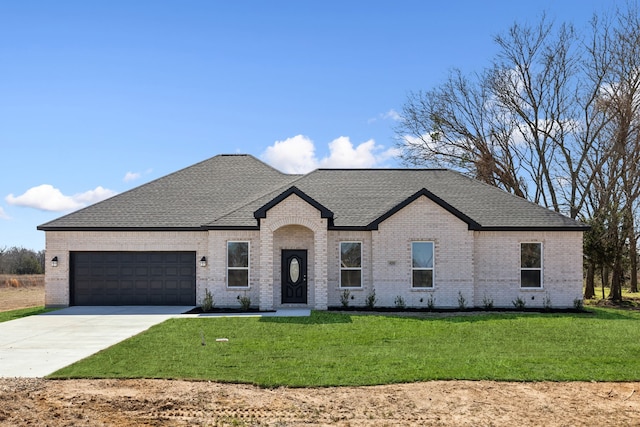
[259,227,274,311]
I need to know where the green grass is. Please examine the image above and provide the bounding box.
[0,306,55,323]
[50,309,640,386]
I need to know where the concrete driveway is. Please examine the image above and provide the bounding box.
[0,306,193,378]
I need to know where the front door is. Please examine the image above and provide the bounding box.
[281,250,307,304]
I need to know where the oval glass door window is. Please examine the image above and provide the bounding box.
[289,258,300,283]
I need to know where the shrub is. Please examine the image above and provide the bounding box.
[482,295,494,310]
[543,293,552,311]
[393,295,406,309]
[201,289,214,312]
[457,291,466,309]
[427,295,436,310]
[238,294,251,311]
[365,289,377,309]
[512,296,526,310]
[340,289,351,307]
[573,298,584,310]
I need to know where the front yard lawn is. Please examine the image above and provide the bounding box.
[50,309,640,387]
[0,306,54,323]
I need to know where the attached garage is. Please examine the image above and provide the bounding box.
[70,251,196,306]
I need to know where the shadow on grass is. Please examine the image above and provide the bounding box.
[260,311,353,324]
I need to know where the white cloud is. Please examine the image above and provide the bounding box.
[382,109,401,121]
[72,186,117,205]
[368,109,401,124]
[0,206,10,220]
[123,171,141,182]
[261,135,400,174]
[6,184,117,212]
[261,135,319,174]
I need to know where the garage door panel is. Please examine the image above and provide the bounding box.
[71,251,196,306]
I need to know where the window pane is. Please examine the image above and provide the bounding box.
[228,269,248,287]
[412,270,433,288]
[340,242,361,268]
[521,270,541,287]
[412,242,433,268]
[521,243,541,268]
[341,270,362,287]
[228,242,248,267]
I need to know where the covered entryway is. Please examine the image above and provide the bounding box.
[281,249,307,303]
[70,251,196,305]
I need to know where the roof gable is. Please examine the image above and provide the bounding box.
[254,186,333,220]
[367,188,482,231]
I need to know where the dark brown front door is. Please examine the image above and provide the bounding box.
[281,250,307,304]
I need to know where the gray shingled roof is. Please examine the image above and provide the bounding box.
[38,154,588,231]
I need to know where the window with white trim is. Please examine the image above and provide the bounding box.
[340,242,362,288]
[521,242,542,288]
[227,241,249,287]
[412,241,434,288]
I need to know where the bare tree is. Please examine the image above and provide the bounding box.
[396,5,640,300]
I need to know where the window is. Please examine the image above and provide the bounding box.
[340,242,362,287]
[412,242,434,288]
[521,242,542,288]
[227,241,249,287]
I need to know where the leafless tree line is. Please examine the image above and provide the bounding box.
[395,4,640,301]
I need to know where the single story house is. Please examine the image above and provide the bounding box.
[39,154,588,310]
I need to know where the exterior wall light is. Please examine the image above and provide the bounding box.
[200,256,207,267]
[51,256,59,267]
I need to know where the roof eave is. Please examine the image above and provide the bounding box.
[37,226,208,232]
[477,225,591,232]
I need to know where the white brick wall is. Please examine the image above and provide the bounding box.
[203,230,260,309]
[474,231,583,308]
[327,231,372,307]
[371,196,475,308]
[44,195,584,310]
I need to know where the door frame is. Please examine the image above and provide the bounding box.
[281,249,308,304]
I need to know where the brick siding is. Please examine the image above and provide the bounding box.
[44,196,584,309]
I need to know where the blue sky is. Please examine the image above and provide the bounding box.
[0,0,615,250]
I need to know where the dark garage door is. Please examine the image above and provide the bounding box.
[70,252,196,306]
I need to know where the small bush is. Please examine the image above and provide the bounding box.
[393,295,406,309]
[238,294,251,311]
[427,295,436,310]
[482,295,494,310]
[543,293,552,311]
[365,289,377,309]
[201,289,214,312]
[573,298,584,310]
[457,291,466,309]
[512,296,526,310]
[340,289,351,307]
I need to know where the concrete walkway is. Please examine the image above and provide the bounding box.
[0,306,311,378]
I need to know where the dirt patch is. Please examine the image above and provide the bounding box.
[0,275,44,311]
[0,378,638,426]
